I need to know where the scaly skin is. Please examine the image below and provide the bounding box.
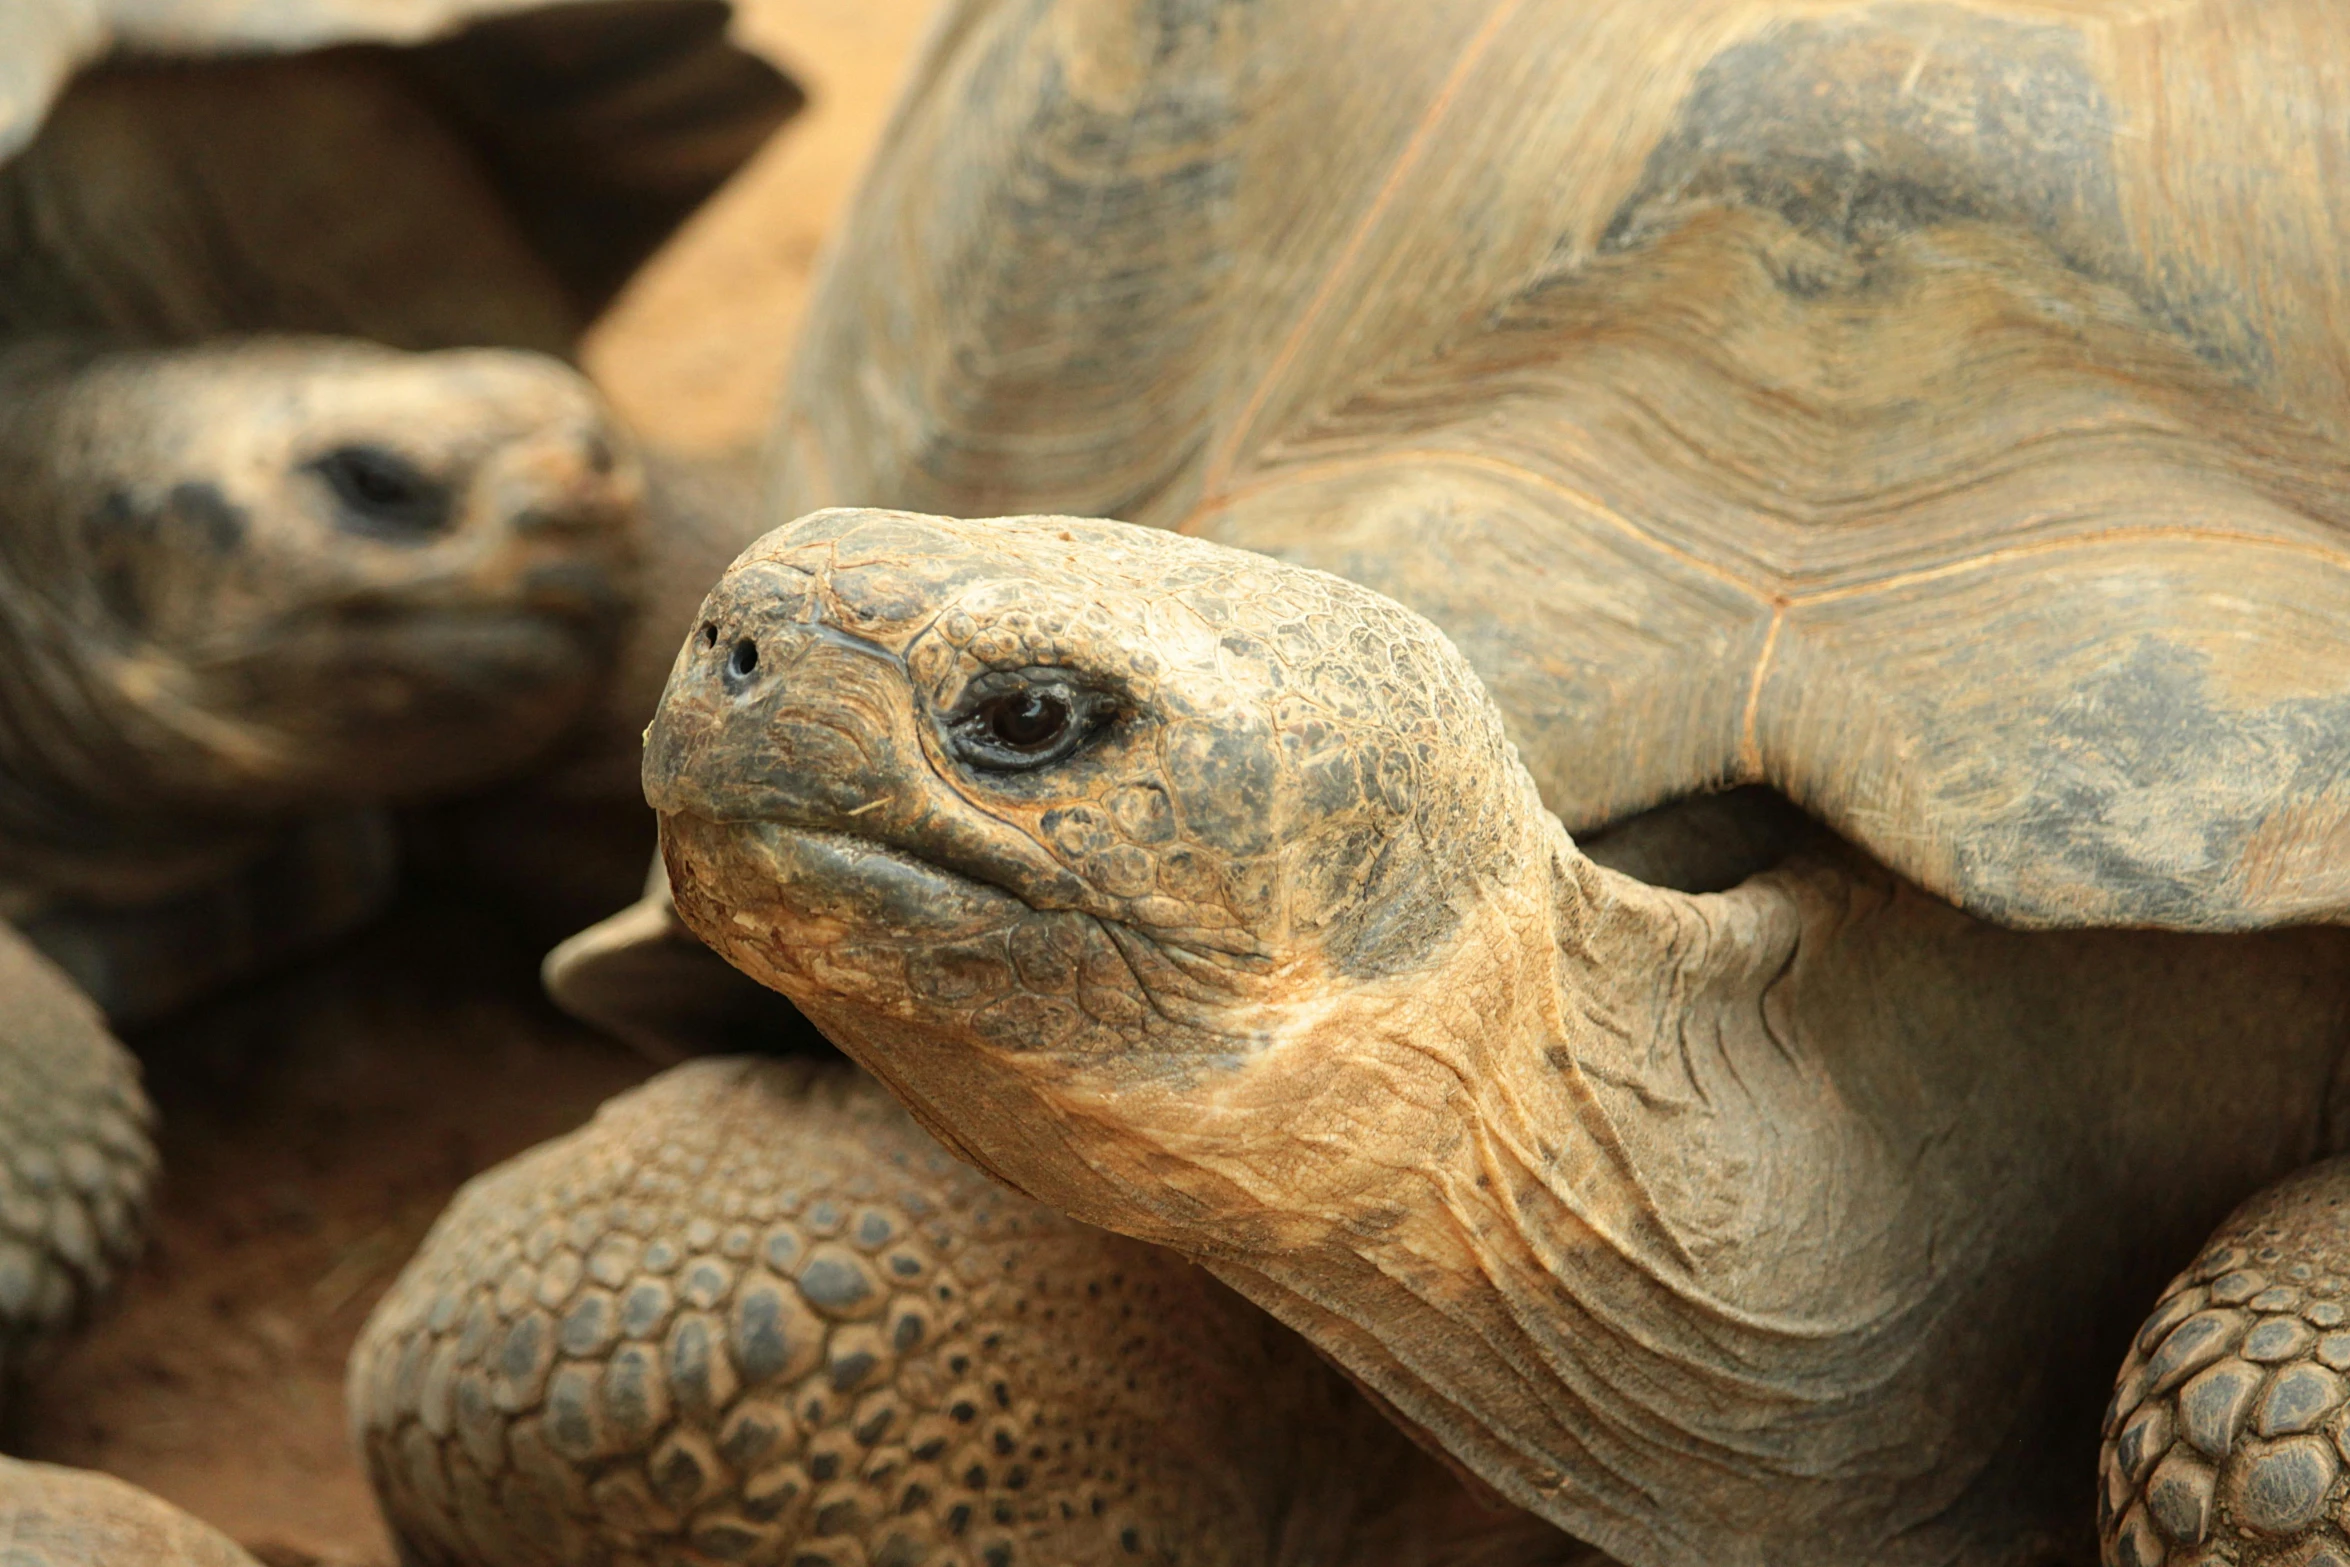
[0,923,152,1390]
[2099,1160,2350,1567]
[353,1056,1576,1567]
[645,508,2350,1567]
[0,1458,257,1566]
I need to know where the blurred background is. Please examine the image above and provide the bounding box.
[587,0,937,461]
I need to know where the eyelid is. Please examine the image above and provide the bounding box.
[944,665,1085,717]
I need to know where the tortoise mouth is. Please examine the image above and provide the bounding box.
[174,577,624,670]
[660,812,1035,948]
[189,609,613,718]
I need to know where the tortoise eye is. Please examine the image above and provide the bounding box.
[310,445,450,538]
[948,675,1114,771]
[981,689,1069,750]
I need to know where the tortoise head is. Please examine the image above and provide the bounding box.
[0,336,639,816]
[649,508,1548,1242]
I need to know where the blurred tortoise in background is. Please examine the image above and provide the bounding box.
[0,0,797,1518]
[526,0,2350,1563]
[0,0,799,1026]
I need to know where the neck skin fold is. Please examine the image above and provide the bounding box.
[1081,788,1965,1563]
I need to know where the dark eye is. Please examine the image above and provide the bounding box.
[984,688,1068,749]
[948,676,1114,771]
[309,445,450,538]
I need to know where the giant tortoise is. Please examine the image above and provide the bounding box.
[0,0,798,1024]
[366,0,2350,1564]
[0,0,796,1523]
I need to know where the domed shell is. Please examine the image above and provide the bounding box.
[774,0,2350,932]
[0,0,801,349]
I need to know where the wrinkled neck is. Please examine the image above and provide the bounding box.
[1152,805,1980,1566]
[1536,833,1890,1297]
[1177,802,2350,1567]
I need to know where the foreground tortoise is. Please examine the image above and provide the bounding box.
[485,0,2350,1564]
[635,510,2350,1567]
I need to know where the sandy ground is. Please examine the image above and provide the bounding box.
[585,0,942,457]
[4,2,936,1557]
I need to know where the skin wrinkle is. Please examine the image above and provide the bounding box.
[1465,1132,1697,1424]
[1528,881,1706,1281]
[1226,1253,1618,1511]
[1287,1172,1584,1421]
[1514,894,1926,1348]
[1374,1265,1589,1486]
[1095,911,1258,1005]
[1514,1290,1809,1497]
[1340,1205,1754,1542]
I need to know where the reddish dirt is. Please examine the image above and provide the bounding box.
[5,2,936,1555]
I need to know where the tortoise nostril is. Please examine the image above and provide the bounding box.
[727,638,759,680]
[584,433,615,476]
[700,622,719,650]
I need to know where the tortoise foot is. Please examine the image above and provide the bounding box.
[0,925,155,1390]
[352,1057,1555,1567]
[2102,1157,2350,1567]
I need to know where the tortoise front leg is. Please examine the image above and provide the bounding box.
[351,1058,1588,1567]
[0,922,155,1400]
[2101,1158,2350,1567]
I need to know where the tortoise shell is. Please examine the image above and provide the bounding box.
[0,0,800,341]
[773,0,2350,932]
